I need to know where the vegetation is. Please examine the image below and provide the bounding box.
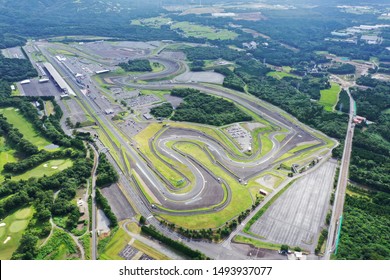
[335,89,350,113]
[36,229,79,260]
[0,207,33,260]
[95,189,117,228]
[318,83,341,112]
[99,227,131,260]
[315,229,328,255]
[96,153,119,188]
[171,21,238,40]
[328,64,356,75]
[171,89,252,126]
[141,225,208,260]
[214,67,245,92]
[150,103,173,118]
[336,194,390,260]
[0,53,37,83]
[118,59,152,72]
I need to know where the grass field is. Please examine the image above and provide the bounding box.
[233,235,281,251]
[171,22,238,40]
[0,108,53,150]
[160,142,252,229]
[0,137,18,182]
[12,159,73,181]
[151,62,165,73]
[0,207,34,260]
[319,82,341,112]
[132,240,170,260]
[266,71,300,80]
[99,227,131,260]
[275,133,287,143]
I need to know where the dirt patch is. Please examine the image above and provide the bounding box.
[256,174,280,189]
[245,122,266,131]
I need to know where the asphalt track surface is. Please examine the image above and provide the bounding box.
[109,74,328,212]
[33,41,341,258]
[35,42,333,215]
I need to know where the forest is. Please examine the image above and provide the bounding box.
[118,59,152,72]
[170,89,252,126]
[150,103,174,118]
[337,192,390,260]
[0,54,37,82]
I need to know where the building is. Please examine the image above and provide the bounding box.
[361,35,381,45]
[143,113,153,120]
[105,108,114,115]
[242,41,258,50]
[259,189,268,196]
[20,79,31,85]
[212,13,236,17]
[43,62,76,96]
[95,69,110,75]
[353,115,366,124]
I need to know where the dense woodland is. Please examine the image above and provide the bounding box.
[118,59,152,72]
[337,192,390,260]
[150,103,174,118]
[170,89,252,126]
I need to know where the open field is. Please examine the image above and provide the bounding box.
[99,227,131,260]
[13,159,73,181]
[132,240,170,260]
[0,207,34,260]
[319,83,341,112]
[171,22,238,40]
[0,108,53,150]
[267,71,299,80]
[233,235,281,251]
[248,161,337,251]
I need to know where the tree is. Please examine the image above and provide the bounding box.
[280,244,289,252]
[139,216,146,225]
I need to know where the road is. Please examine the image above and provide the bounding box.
[324,88,355,259]
[35,41,338,259]
[90,145,99,260]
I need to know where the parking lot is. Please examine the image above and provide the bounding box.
[100,184,136,221]
[19,79,63,97]
[225,123,252,151]
[249,160,337,251]
[1,47,25,59]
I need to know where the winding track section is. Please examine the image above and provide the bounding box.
[103,58,331,214]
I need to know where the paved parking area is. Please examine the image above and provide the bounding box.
[20,79,62,97]
[249,160,337,251]
[119,245,139,260]
[100,184,136,221]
